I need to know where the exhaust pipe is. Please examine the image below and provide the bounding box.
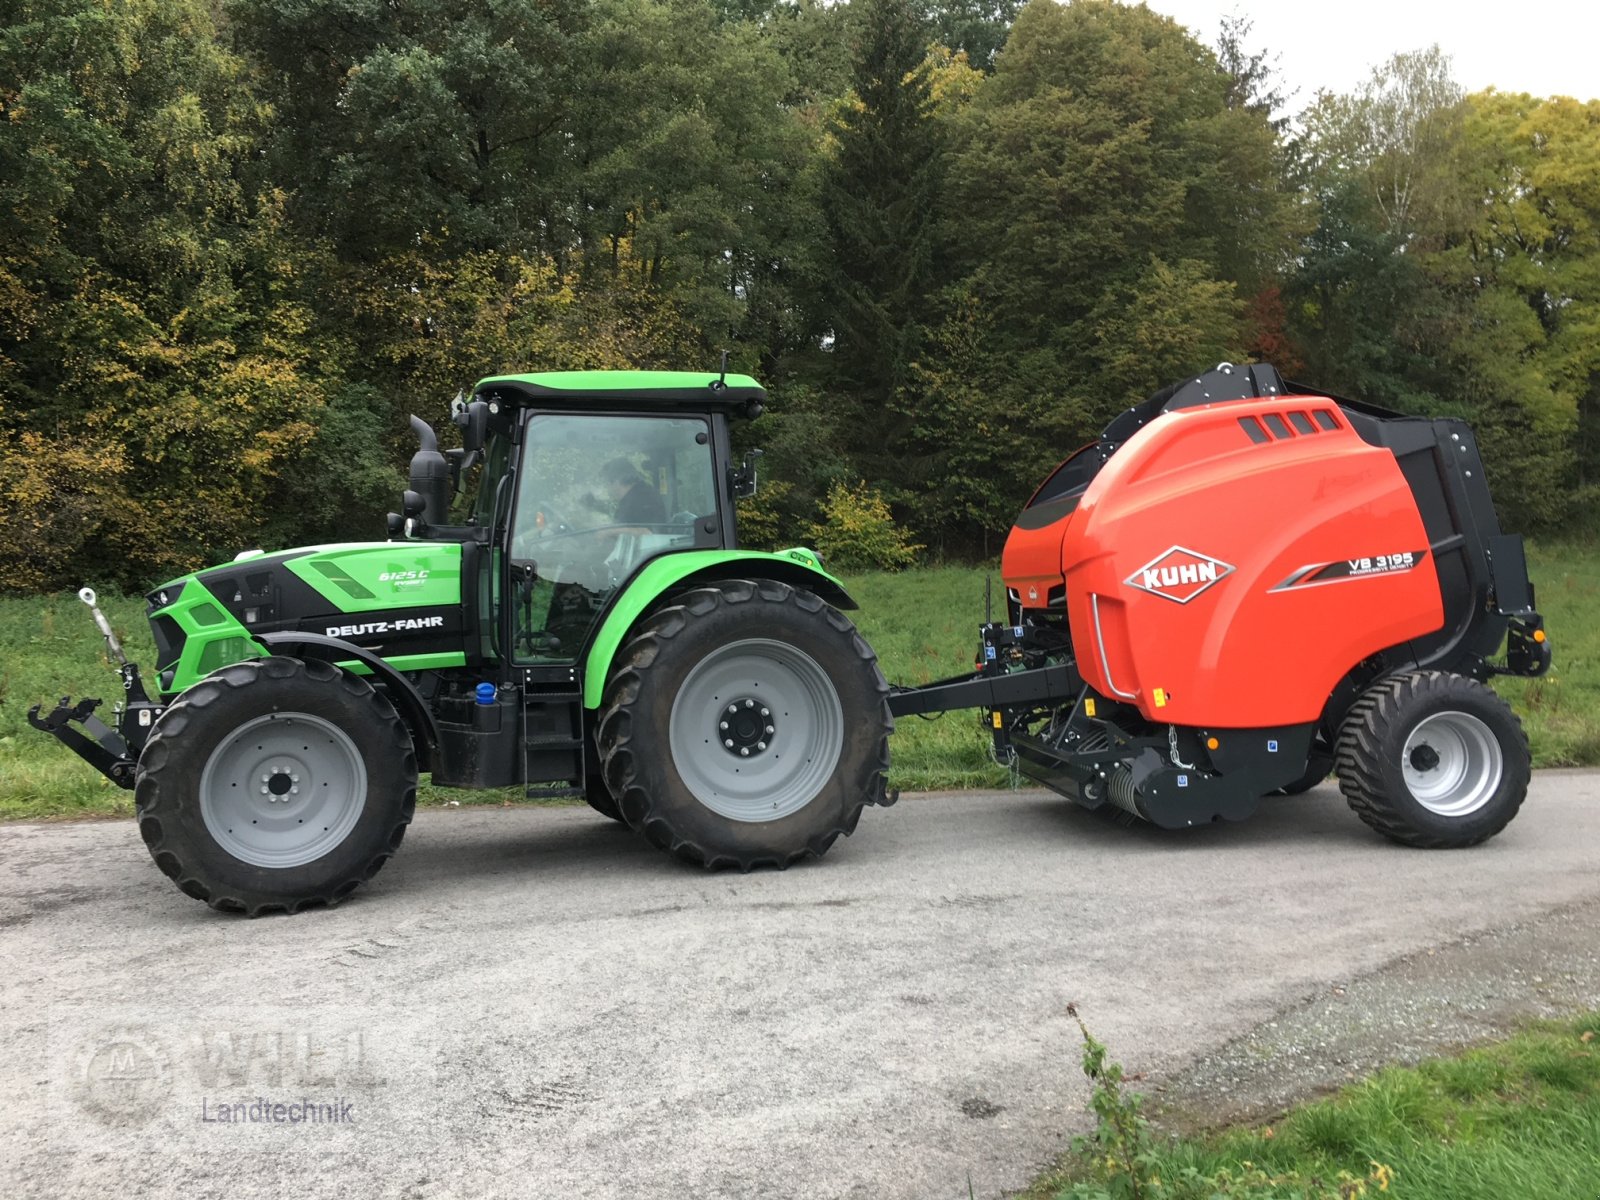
[407,415,452,528]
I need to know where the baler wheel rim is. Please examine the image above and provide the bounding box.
[1400,711,1503,817]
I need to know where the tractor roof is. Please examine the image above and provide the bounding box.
[472,370,767,417]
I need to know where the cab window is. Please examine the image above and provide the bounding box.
[508,414,714,662]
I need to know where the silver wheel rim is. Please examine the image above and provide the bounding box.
[199,712,367,868]
[669,638,845,823]
[1401,710,1503,817]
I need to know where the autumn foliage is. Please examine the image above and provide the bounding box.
[2,0,1597,592]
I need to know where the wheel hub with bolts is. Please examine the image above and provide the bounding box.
[669,636,844,824]
[719,697,775,758]
[263,765,301,801]
[199,711,368,868]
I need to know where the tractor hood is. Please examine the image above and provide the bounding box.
[146,542,469,696]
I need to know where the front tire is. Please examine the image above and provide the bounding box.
[1334,670,1529,848]
[135,656,417,914]
[596,579,893,870]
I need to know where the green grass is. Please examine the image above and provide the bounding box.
[1500,542,1600,767]
[1,542,1596,818]
[0,592,154,819]
[848,566,1013,791]
[1033,1012,1600,1200]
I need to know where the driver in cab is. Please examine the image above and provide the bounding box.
[602,458,666,528]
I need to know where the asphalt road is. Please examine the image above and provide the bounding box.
[3,771,1598,1199]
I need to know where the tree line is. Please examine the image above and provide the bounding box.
[2,0,1597,589]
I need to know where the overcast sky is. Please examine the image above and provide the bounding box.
[1142,0,1599,110]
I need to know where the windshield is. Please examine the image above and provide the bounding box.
[507,413,715,661]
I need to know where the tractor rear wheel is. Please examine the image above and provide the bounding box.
[596,579,892,870]
[582,732,624,822]
[1334,670,1528,848]
[134,656,417,914]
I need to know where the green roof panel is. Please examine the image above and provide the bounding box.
[471,369,767,416]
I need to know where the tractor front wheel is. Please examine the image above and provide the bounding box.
[135,656,417,914]
[596,580,892,870]
[1334,670,1528,847]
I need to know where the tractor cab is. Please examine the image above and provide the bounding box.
[459,371,766,664]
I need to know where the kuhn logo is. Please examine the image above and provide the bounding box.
[1125,547,1234,604]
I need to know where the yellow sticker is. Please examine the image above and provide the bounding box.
[991,710,1003,729]
[1084,698,1097,717]
[1153,687,1167,708]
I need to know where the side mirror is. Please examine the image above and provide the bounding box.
[389,493,425,540]
[453,398,490,455]
[730,448,764,499]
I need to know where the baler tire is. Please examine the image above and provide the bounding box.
[1334,670,1528,848]
[596,579,892,871]
[134,656,417,915]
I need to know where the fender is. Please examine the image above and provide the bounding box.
[256,631,439,770]
[581,548,856,709]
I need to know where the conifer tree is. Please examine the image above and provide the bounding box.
[819,0,944,410]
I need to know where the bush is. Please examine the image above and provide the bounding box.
[735,480,797,551]
[806,482,923,572]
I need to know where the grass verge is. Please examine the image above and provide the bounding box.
[1027,1009,1600,1200]
[2,541,1595,818]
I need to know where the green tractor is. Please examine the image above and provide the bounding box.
[31,370,895,914]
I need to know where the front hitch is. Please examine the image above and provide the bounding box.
[26,587,167,789]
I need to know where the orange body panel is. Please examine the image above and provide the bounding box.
[1001,397,1445,727]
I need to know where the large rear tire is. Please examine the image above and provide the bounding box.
[1334,670,1528,848]
[135,657,417,914]
[596,579,892,870]
[582,731,625,822]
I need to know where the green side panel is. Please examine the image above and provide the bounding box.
[281,543,463,613]
[581,547,850,709]
[151,546,469,696]
[336,651,467,676]
[148,574,264,697]
[476,370,762,393]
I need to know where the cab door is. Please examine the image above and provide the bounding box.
[506,412,718,662]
